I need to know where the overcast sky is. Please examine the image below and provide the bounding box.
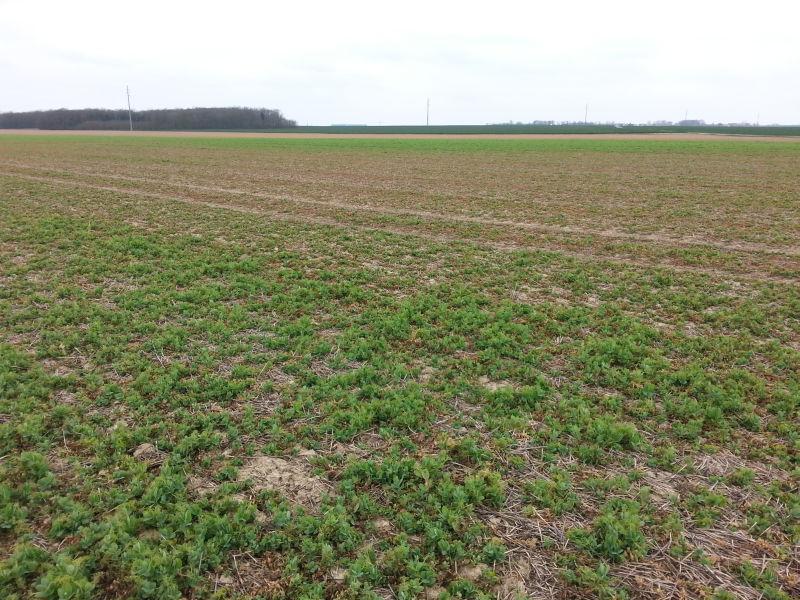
[1,0,798,125]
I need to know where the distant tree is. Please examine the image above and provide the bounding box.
[0,107,296,130]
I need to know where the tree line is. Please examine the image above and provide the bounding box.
[0,107,296,130]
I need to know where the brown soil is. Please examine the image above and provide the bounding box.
[235,456,329,511]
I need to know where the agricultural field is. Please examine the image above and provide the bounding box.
[194,125,800,136]
[0,132,798,600]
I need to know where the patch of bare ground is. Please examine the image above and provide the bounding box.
[477,434,799,598]
[478,375,515,392]
[360,257,398,273]
[211,551,286,597]
[251,389,283,416]
[616,501,800,597]
[495,555,542,599]
[234,455,331,512]
[41,351,91,377]
[312,358,342,378]
[685,528,779,565]
[53,389,77,405]
[321,430,389,459]
[187,451,333,518]
[615,550,762,600]
[693,448,791,486]
[419,365,436,384]
[264,367,295,386]
[477,504,571,599]
[131,442,167,467]
[2,331,38,350]
[471,466,598,594]
[246,366,295,416]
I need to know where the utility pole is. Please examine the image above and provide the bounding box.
[126,86,133,132]
[426,98,430,126]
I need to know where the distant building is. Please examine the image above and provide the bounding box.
[678,119,705,126]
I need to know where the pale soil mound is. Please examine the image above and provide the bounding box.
[132,442,166,466]
[236,456,328,510]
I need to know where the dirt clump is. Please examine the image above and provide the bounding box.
[236,456,329,511]
[132,443,165,465]
[479,375,513,391]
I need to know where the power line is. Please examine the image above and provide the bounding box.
[126,86,133,132]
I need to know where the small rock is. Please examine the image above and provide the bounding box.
[329,567,347,582]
